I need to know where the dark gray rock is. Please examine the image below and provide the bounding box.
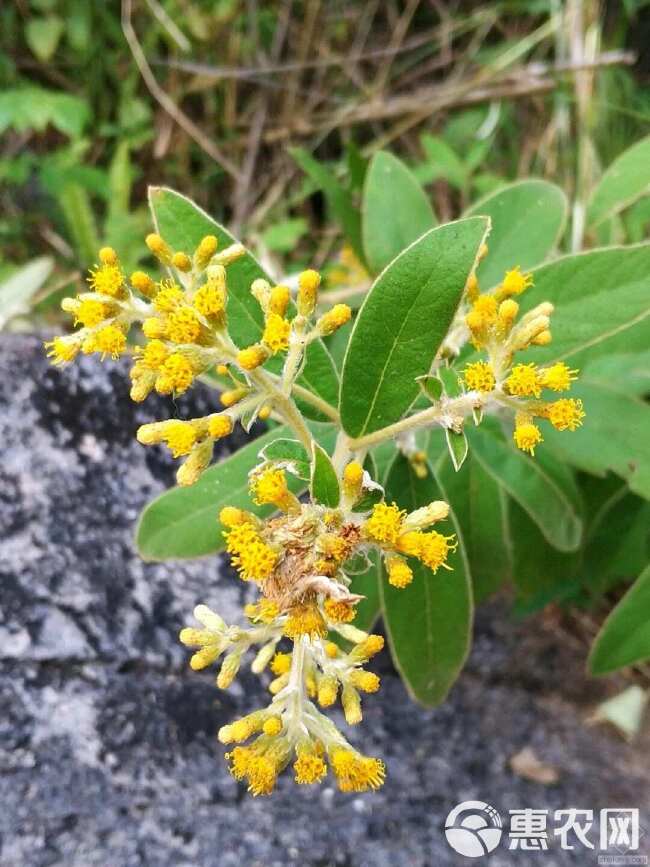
[1,334,648,867]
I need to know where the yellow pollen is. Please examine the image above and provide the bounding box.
[208,414,233,439]
[140,339,169,370]
[463,361,496,393]
[499,266,533,297]
[251,467,291,509]
[155,354,195,394]
[87,263,124,298]
[514,421,543,454]
[195,235,218,268]
[269,285,290,316]
[417,531,456,572]
[238,345,268,371]
[153,282,185,313]
[232,540,277,582]
[75,299,109,328]
[364,502,405,545]
[130,270,156,297]
[166,307,202,344]
[262,313,291,353]
[323,598,356,623]
[172,251,192,272]
[270,652,291,676]
[294,749,327,785]
[93,325,126,358]
[283,604,327,639]
[193,280,226,318]
[45,337,79,365]
[505,363,541,398]
[538,362,578,392]
[163,421,197,457]
[547,398,585,432]
[386,557,413,589]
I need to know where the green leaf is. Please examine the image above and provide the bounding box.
[465,180,567,289]
[380,453,473,705]
[137,424,337,560]
[148,187,339,421]
[542,378,650,500]
[58,184,100,266]
[107,141,132,223]
[25,15,64,61]
[416,374,443,402]
[520,244,650,367]
[310,444,340,508]
[435,442,512,603]
[290,148,364,264]
[348,551,381,633]
[467,424,583,552]
[445,428,468,471]
[582,350,650,398]
[588,135,650,229]
[418,134,467,189]
[589,565,650,675]
[340,217,490,438]
[261,218,307,253]
[362,151,436,274]
[0,88,89,138]
[0,257,54,329]
[259,438,310,479]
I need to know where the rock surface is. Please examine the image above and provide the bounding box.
[1,333,648,867]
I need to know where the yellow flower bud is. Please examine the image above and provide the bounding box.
[237,344,268,371]
[297,269,321,315]
[195,234,218,268]
[130,270,157,298]
[172,251,192,272]
[145,233,172,264]
[99,246,118,265]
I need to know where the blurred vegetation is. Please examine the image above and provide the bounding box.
[1,0,649,321]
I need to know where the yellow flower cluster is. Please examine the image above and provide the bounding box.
[461,267,585,455]
[176,458,456,795]
[47,234,353,488]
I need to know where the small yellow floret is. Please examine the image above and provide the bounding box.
[75,299,110,328]
[330,748,385,792]
[323,598,356,623]
[140,339,169,370]
[514,421,543,454]
[386,557,413,589]
[547,398,585,432]
[318,304,352,335]
[251,467,290,509]
[153,282,184,312]
[364,502,405,545]
[130,270,156,297]
[505,363,541,398]
[93,324,127,358]
[350,670,380,693]
[208,414,233,439]
[297,269,321,315]
[232,540,277,582]
[343,461,364,491]
[195,235,218,268]
[538,362,578,392]
[142,317,166,339]
[166,307,202,343]
[417,531,456,572]
[262,313,291,353]
[220,388,248,407]
[499,266,533,297]
[155,353,195,394]
[145,233,172,264]
[269,285,290,316]
[463,361,496,393]
[99,247,118,265]
[193,280,226,318]
[262,717,283,737]
[238,344,268,371]
[172,251,192,272]
[284,604,327,639]
[163,421,197,457]
[45,336,79,365]
[270,652,291,676]
[294,747,327,785]
[87,263,124,298]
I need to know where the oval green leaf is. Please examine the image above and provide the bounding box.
[589,565,650,675]
[362,151,436,275]
[380,453,473,706]
[465,179,567,289]
[588,135,650,229]
[310,443,340,508]
[520,244,650,368]
[340,217,490,439]
[467,424,583,552]
[148,187,339,421]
